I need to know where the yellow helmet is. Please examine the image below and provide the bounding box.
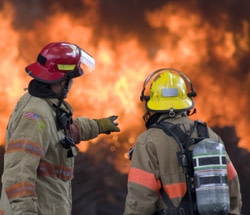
[140,68,196,113]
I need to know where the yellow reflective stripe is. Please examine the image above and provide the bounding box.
[57,64,76,70]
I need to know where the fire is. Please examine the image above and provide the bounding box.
[0,1,249,173]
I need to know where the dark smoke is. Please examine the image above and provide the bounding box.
[3,0,250,76]
[7,0,249,53]
[213,126,250,215]
[196,0,250,27]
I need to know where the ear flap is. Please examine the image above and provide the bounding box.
[187,91,197,98]
[140,95,150,102]
[140,86,150,102]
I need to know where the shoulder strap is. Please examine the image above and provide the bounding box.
[150,121,191,155]
[152,121,190,145]
[196,120,209,138]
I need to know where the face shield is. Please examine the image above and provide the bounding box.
[78,47,95,75]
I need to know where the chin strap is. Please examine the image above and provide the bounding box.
[57,78,71,109]
[143,112,164,129]
[187,108,196,116]
[55,78,76,158]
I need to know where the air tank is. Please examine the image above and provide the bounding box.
[192,138,230,215]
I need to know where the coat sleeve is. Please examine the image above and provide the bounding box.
[209,130,242,215]
[2,110,49,215]
[226,159,242,215]
[71,117,99,143]
[124,131,161,215]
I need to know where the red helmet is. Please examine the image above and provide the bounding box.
[26,42,95,83]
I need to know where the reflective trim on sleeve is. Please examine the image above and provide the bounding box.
[128,167,161,192]
[37,160,74,181]
[163,182,187,199]
[0,210,7,215]
[227,161,237,181]
[70,122,81,144]
[5,182,36,200]
[6,139,44,158]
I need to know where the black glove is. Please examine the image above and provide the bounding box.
[94,115,120,134]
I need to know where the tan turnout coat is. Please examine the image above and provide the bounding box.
[124,113,242,215]
[0,93,99,215]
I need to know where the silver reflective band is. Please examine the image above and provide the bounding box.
[162,88,178,97]
[80,49,95,70]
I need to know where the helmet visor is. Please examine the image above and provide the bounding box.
[79,48,95,74]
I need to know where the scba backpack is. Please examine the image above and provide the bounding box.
[150,120,230,215]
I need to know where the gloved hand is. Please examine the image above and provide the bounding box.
[94,115,120,134]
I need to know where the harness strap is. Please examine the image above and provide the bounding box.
[196,120,209,138]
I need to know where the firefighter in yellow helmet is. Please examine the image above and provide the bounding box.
[0,42,120,215]
[124,68,242,215]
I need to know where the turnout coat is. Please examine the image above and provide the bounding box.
[0,92,100,215]
[124,113,242,215]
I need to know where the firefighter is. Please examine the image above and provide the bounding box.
[123,68,242,215]
[0,42,120,215]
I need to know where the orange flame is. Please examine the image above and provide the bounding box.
[0,1,249,173]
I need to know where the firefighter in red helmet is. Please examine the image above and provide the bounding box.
[123,68,242,215]
[0,42,120,215]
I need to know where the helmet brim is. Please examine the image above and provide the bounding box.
[146,97,194,112]
[26,62,83,84]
